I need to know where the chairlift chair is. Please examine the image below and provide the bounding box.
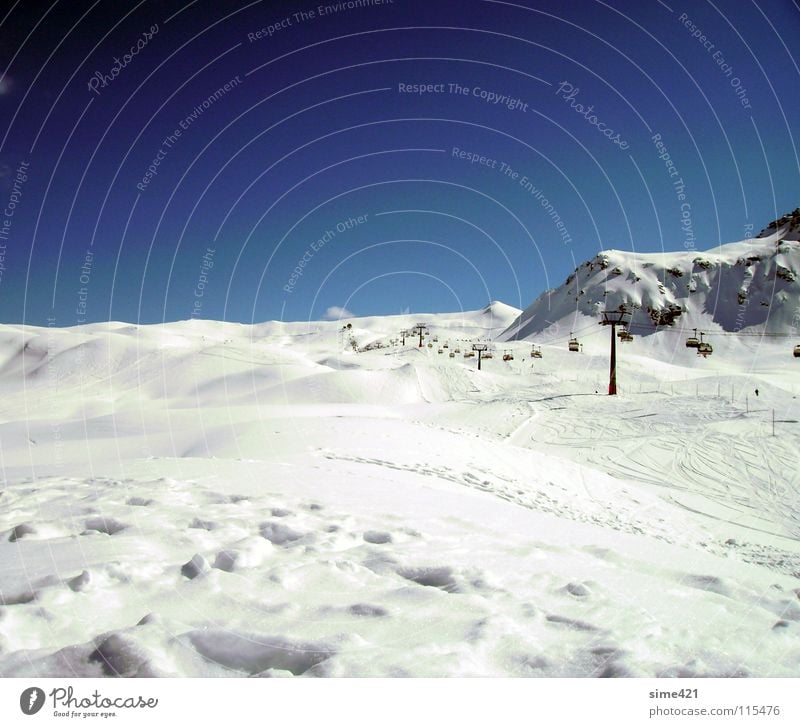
[697,332,713,357]
[502,350,514,361]
[793,344,800,358]
[449,351,455,358]
[568,333,580,352]
[532,346,543,359]
[685,328,700,348]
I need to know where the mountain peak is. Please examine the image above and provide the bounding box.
[500,212,800,342]
[758,207,800,240]
[482,300,521,318]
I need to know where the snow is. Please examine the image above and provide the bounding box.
[499,229,799,342]
[0,299,798,677]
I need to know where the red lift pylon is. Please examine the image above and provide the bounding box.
[599,308,630,395]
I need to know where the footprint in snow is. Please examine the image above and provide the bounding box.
[545,614,599,632]
[0,588,36,605]
[563,582,591,598]
[126,497,154,507]
[363,530,392,544]
[68,570,92,592]
[181,554,210,580]
[183,630,335,676]
[83,516,128,535]
[188,517,218,531]
[348,603,389,617]
[396,565,460,593]
[681,574,731,598]
[213,537,272,571]
[8,523,37,542]
[259,521,305,546]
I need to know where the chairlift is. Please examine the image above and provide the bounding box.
[620,331,634,343]
[697,332,713,357]
[443,343,449,348]
[685,328,700,348]
[568,333,580,352]
[483,350,493,359]
[454,347,461,353]
[449,351,455,358]
[531,346,543,359]
[427,342,433,348]
[793,344,800,358]
[464,351,474,358]
[438,348,443,354]
[503,350,514,361]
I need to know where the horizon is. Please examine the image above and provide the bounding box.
[0,214,788,329]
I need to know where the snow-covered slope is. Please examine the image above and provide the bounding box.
[500,219,800,343]
[0,298,798,678]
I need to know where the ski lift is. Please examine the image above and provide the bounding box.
[697,332,713,357]
[433,336,439,342]
[449,351,455,358]
[531,346,543,359]
[438,348,444,354]
[464,351,474,358]
[793,344,800,358]
[502,350,514,361]
[427,342,433,348]
[620,331,634,343]
[685,328,700,348]
[443,343,449,348]
[454,347,461,353]
[483,350,493,359]
[568,333,580,352]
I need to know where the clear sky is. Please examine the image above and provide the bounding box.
[0,0,798,326]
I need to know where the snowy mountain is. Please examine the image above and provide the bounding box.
[499,214,800,342]
[0,303,520,403]
[0,281,797,678]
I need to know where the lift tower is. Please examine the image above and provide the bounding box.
[599,308,630,395]
[472,343,488,371]
[412,323,428,348]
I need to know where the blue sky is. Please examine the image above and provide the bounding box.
[0,0,798,325]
